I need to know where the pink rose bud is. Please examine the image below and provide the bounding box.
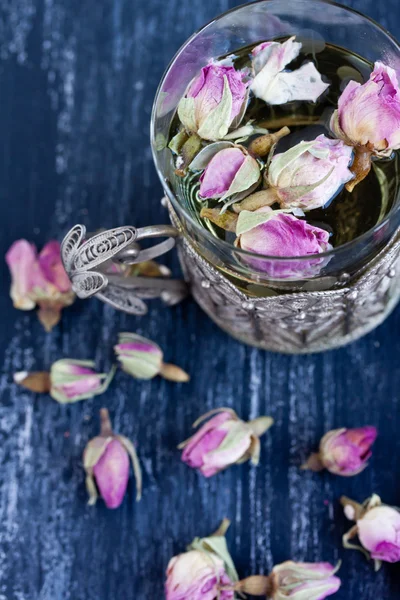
[5,239,75,331]
[341,494,400,569]
[179,408,273,477]
[302,426,377,476]
[198,144,261,204]
[267,135,354,210]
[166,519,237,600]
[177,63,249,141]
[251,36,329,105]
[331,62,400,190]
[84,408,142,508]
[236,207,332,278]
[114,332,190,382]
[49,359,116,403]
[236,561,341,599]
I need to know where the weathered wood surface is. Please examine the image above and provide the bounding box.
[0,0,399,598]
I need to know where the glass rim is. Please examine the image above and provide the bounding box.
[150,0,400,263]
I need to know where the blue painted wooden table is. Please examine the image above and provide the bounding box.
[0,1,399,598]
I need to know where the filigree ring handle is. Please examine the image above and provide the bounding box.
[61,223,188,316]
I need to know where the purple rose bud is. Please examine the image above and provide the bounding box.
[179,408,273,477]
[114,332,190,382]
[84,408,142,508]
[236,561,341,599]
[165,519,237,600]
[199,146,261,202]
[50,359,116,403]
[331,62,400,190]
[5,239,75,331]
[302,426,377,476]
[251,36,329,105]
[341,494,400,569]
[237,207,332,278]
[178,63,249,141]
[267,135,354,210]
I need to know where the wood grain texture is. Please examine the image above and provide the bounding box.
[0,0,399,598]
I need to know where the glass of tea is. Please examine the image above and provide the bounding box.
[149,0,400,353]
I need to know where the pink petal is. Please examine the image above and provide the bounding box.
[181,412,233,466]
[93,439,130,509]
[38,241,72,293]
[5,240,38,310]
[199,148,246,198]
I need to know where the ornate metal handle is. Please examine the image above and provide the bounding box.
[61,224,188,315]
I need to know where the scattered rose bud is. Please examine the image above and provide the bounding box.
[166,519,238,600]
[236,561,341,599]
[14,359,116,404]
[83,408,142,508]
[331,62,400,190]
[251,36,329,105]
[177,62,249,141]
[6,239,75,331]
[302,426,377,476]
[114,332,190,382]
[341,494,400,570]
[179,408,273,477]
[265,135,354,211]
[236,207,332,278]
[198,145,261,205]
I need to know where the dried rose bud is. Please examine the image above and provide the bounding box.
[251,36,329,105]
[166,519,237,600]
[236,561,341,599]
[331,62,400,190]
[14,359,116,404]
[6,239,75,331]
[302,426,377,476]
[341,494,400,569]
[197,144,261,205]
[236,207,332,278]
[177,62,249,142]
[114,332,189,382]
[179,408,273,477]
[84,408,142,508]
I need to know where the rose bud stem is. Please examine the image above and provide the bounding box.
[13,371,51,393]
[345,148,373,192]
[159,362,190,383]
[232,189,277,213]
[100,407,113,437]
[175,134,203,177]
[200,207,238,232]
[248,126,290,157]
[235,575,273,596]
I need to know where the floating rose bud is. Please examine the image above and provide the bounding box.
[331,62,400,190]
[198,145,261,206]
[114,332,189,382]
[166,519,237,600]
[341,494,400,569]
[177,63,249,141]
[251,36,329,105]
[6,239,75,331]
[84,408,142,508]
[302,426,377,476]
[265,135,354,211]
[236,561,341,599]
[15,360,116,403]
[179,408,273,477]
[236,207,332,278]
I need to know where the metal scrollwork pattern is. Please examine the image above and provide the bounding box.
[61,224,188,315]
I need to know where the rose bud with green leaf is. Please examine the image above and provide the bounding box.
[6,239,75,331]
[179,408,273,477]
[84,408,142,508]
[331,62,400,191]
[251,36,329,105]
[14,359,116,404]
[302,426,377,476]
[177,62,249,142]
[341,494,400,570]
[166,519,237,600]
[114,332,189,382]
[236,561,341,599]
